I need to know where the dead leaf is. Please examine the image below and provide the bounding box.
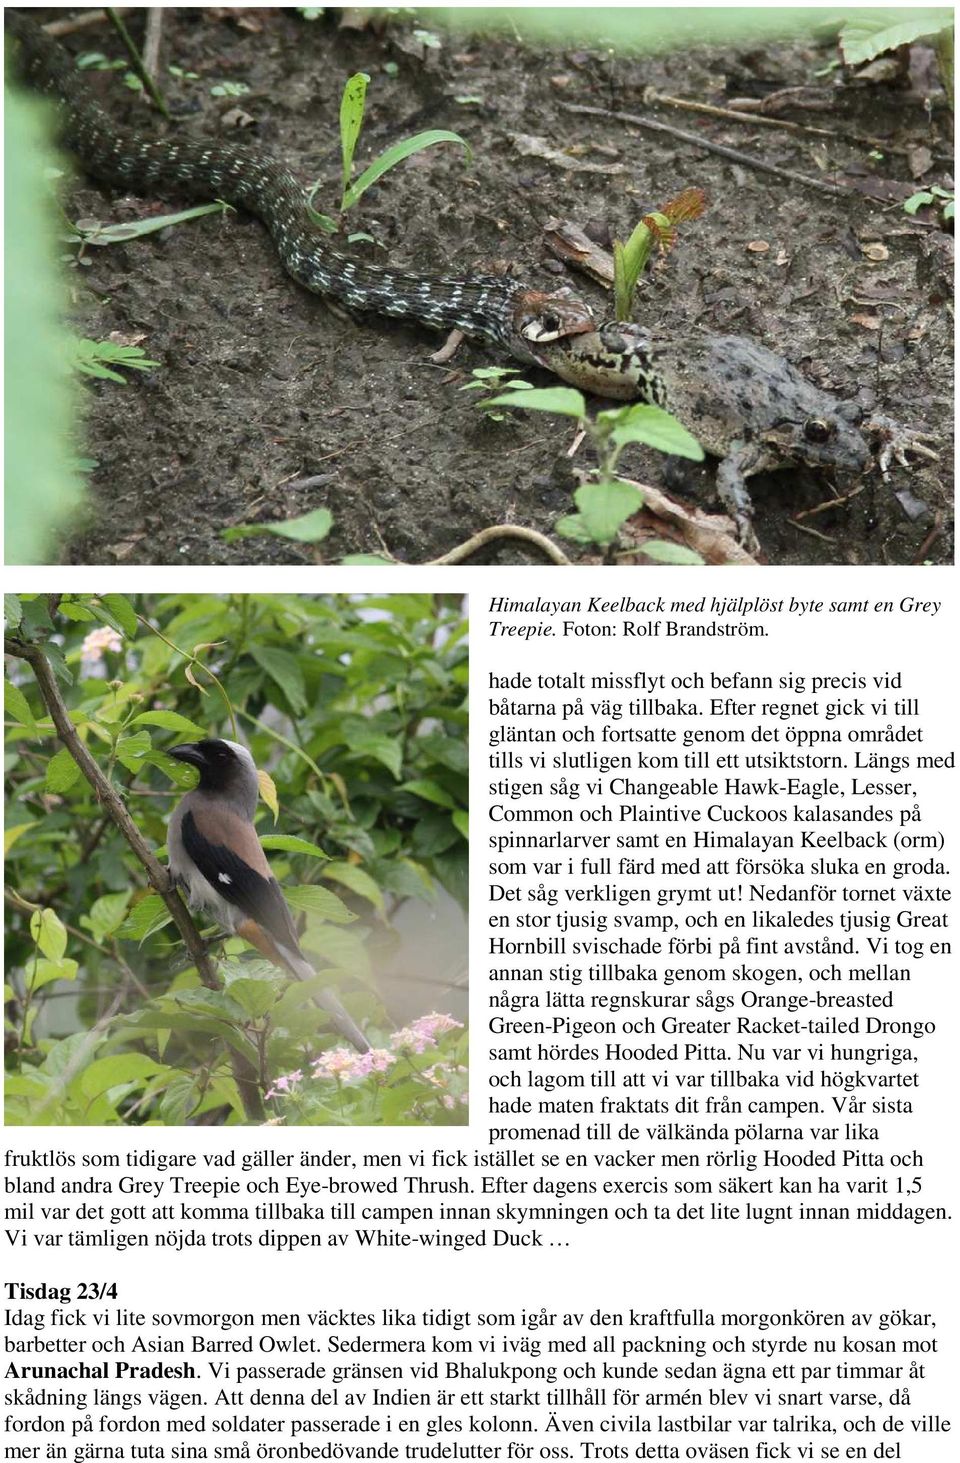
[509,133,628,175]
[851,314,881,330]
[861,242,889,262]
[617,478,759,566]
[907,144,934,179]
[746,240,770,254]
[108,533,146,560]
[542,218,616,285]
[107,330,147,347]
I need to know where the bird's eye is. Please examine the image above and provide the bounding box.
[803,418,833,444]
[541,313,560,334]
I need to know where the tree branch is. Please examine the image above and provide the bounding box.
[5,634,265,1122]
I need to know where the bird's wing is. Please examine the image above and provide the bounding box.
[181,806,303,956]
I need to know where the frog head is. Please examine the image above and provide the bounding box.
[765,400,870,474]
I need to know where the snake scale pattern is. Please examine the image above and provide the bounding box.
[7,10,640,386]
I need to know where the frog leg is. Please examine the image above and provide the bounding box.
[864,414,939,477]
[715,440,764,554]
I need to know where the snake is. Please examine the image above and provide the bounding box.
[7,10,645,395]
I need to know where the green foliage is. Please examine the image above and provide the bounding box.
[5,594,468,1127]
[222,507,333,545]
[476,385,704,559]
[67,338,161,384]
[67,201,231,253]
[838,9,953,67]
[310,70,471,223]
[903,185,954,222]
[4,81,83,562]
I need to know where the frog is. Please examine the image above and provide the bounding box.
[542,321,938,553]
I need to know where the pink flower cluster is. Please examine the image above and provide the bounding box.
[264,1012,464,1106]
[80,626,123,676]
[390,1011,464,1055]
[311,1047,394,1082]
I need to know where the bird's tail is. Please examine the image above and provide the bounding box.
[284,948,369,1054]
[237,919,370,1053]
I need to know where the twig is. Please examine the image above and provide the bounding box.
[646,90,953,163]
[4,634,264,1122]
[47,8,134,38]
[134,611,238,738]
[559,101,852,199]
[142,7,165,81]
[427,524,572,565]
[106,6,171,118]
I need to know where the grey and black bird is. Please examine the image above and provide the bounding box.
[167,738,368,1052]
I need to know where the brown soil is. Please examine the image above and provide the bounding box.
[46,8,953,566]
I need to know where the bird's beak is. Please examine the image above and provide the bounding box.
[169,743,206,768]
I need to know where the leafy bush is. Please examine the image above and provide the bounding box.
[4,592,468,1127]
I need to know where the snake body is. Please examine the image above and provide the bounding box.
[7,11,644,387]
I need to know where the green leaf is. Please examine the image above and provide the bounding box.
[30,907,68,961]
[5,596,23,630]
[97,594,139,636]
[399,777,458,809]
[349,735,403,779]
[223,974,280,1019]
[77,1054,164,1100]
[116,894,173,944]
[903,190,935,215]
[132,710,208,739]
[484,386,586,418]
[340,71,371,199]
[67,338,161,383]
[31,957,79,991]
[323,861,385,912]
[250,646,307,715]
[574,479,644,546]
[343,129,471,210]
[83,891,131,944]
[840,11,952,66]
[641,539,703,565]
[285,885,356,924]
[222,508,333,544]
[115,729,153,771]
[45,745,81,794]
[72,202,229,246]
[555,513,596,545]
[303,926,370,977]
[260,835,329,860]
[452,809,469,840]
[4,822,35,855]
[5,680,38,735]
[600,402,704,459]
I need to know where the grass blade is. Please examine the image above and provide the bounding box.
[342,130,471,210]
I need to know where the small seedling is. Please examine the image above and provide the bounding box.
[68,338,161,384]
[479,385,704,561]
[903,185,954,222]
[462,366,536,418]
[308,71,471,230]
[612,187,707,321]
[210,81,250,99]
[222,507,334,545]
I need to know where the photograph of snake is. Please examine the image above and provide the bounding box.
[5,7,953,566]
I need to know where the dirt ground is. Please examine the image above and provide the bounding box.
[43,8,953,566]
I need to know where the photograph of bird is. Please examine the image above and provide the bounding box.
[167,737,369,1053]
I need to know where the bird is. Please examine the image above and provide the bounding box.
[166,737,369,1052]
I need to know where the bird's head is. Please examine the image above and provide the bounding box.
[169,738,258,814]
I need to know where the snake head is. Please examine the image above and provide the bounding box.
[512,288,597,347]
